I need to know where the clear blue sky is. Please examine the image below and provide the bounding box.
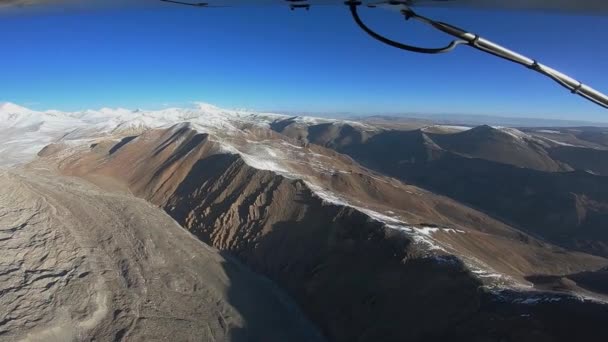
[1,5,607,121]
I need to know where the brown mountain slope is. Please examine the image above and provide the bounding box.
[44,128,487,341]
[0,170,322,342]
[51,125,606,282]
[37,124,608,341]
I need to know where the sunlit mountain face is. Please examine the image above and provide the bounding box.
[2,101,608,341]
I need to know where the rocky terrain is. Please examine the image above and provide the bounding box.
[3,102,608,341]
[0,170,322,342]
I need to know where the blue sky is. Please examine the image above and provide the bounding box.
[1,4,607,121]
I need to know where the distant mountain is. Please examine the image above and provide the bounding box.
[576,129,608,147]
[270,118,608,258]
[0,102,84,166]
[429,125,570,171]
[0,102,30,114]
[356,113,608,128]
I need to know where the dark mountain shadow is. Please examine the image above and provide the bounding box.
[218,252,325,342]
[340,129,444,168]
[166,153,250,225]
[109,136,137,154]
[428,125,567,171]
[306,123,368,149]
[383,153,608,257]
[549,146,608,176]
[269,117,297,132]
[433,289,608,342]
[526,267,608,296]
[151,132,209,179]
[216,206,487,342]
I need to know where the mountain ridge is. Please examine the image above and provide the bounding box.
[40,123,608,341]
[4,102,608,341]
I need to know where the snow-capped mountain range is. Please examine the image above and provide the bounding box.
[0,101,341,167]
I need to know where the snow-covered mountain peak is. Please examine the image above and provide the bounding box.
[0,102,32,114]
[0,102,264,166]
[193,101,223,112]
[98,107,134,115]
[0,101,323,167]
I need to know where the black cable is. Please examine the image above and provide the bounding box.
[346,1,467,54]
[159,0,229,8]
[160,0,209,7]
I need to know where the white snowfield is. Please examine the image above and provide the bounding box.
[0,101,288,167]
[0,101,373,168]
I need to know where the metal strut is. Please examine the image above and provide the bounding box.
[346,1,608,110]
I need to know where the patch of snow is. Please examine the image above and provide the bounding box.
[538,136,578,147]
[423,125,472,132]
[492,290,571,305]
[305,183,350,207]
[431,255,460,266]
[495,126,554,147]
[240,153,290,174]
[444,125,472,131]
[496,127,531,142]
[280,141,303,149]
[417,227,440,236]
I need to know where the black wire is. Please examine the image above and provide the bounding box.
[347,2,466,54]
[160,0,209,7]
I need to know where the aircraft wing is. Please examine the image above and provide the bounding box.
[2,0,608,14]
